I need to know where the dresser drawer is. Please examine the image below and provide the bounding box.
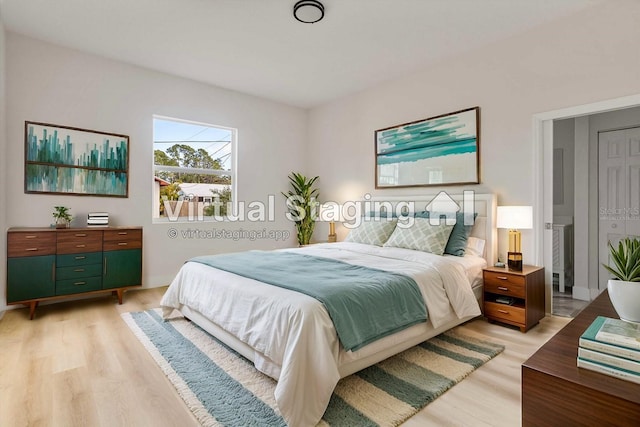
[56,263,102,280]
[56,276,102,296]
[103,229,142,251]
[485,301,526,325]
[57,230,103,254]
[57,252,102,267]
[7,232,56,257]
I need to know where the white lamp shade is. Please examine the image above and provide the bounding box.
[496,206,533,229]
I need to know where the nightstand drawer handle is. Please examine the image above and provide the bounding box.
[498,286,509,291]
[496,276,508,280]
[497,309,509,314]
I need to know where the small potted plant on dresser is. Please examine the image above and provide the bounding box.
[603,237,640,323]
[52,206,72,228]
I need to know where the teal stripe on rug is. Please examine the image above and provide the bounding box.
[419,340,486,367]
[436,333,504,357]
[356,364,452,409]
[130,311,286,427]
[322,394,378,427]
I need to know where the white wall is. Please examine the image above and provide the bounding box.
[552,119,574,219]
[0,12,7,317]
[307,0,640,264]
[3,33,307,310]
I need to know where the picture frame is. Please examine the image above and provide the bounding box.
[375,106,480,188]
[24,121,129,197]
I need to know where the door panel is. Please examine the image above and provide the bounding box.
[599,127,640,290]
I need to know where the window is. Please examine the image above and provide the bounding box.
[153,116,235,220]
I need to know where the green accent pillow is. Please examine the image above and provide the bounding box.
[344,219,398,246]
[383,217,454,255]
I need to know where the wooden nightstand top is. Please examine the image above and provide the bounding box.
[483,265,543,276]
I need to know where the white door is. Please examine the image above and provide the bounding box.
[598,127,640,290]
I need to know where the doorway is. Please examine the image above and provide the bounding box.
[535,94,640,317]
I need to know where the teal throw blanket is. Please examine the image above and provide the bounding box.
[189,251,428,352]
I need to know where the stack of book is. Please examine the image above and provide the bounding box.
[87,212,109,227]
[577,316,640,384]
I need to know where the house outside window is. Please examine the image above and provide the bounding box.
[153,116,235,221]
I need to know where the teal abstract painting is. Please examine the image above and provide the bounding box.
[24,122,129,197]
[375,107,480,188]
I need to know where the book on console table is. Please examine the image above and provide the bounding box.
[578,316,640,361]
[578,347,640,374]
[577,357,640,385]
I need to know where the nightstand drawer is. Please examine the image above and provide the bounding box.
[485,301,525,324]
[484,271,525,286]
[484,280,525,298]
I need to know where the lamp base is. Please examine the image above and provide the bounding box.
[327,233,337,243]
[508,252,523,271]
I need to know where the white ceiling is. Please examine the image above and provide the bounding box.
[0,0,603,109]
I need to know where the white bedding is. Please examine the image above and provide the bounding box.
[160,242,482,427]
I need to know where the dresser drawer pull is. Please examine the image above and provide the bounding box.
[76,244,86,248]
[118,242,128,246]
[74,281,87,286]
[75,256,86,260]
[498,286,509,291]
[497,309,510,314]
[25,247,39,252]
[25,235,38,239]
[73,269,85,272]
[118,232,128,235]
[496,276,508,280]
[75,233,87,237]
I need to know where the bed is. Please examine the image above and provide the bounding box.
[161,194,497,426]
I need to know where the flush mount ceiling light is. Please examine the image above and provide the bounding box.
[293,0,324,24]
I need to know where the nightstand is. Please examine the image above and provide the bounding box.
[483,265,545,332]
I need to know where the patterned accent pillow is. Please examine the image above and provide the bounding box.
[344,219,398,246]
[383,217,455,255]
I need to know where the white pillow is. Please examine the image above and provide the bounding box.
[383,217,454,255]
[344,219,398,246]
[465,236,486,258]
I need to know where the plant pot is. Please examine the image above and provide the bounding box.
[55,219,70,229]
[607,279,640,323]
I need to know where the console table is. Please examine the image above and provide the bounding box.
[522,290,640,426]
[6,226,142,319]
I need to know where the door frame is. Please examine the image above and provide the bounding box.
[533,93,640,312]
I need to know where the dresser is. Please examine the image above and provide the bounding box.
[483,265,545,332]
[522,291,640,426]
[6,227,142,319]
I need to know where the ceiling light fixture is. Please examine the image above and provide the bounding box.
[293,0,324,24]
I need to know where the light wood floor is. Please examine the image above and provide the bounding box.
[0,288,571,427]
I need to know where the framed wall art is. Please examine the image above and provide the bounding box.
[24,121,129,197]
[375,106,480,188]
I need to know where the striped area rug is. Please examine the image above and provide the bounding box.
[122,309,504,426]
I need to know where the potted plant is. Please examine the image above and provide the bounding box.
[53,206,72,229]
[603,237,640,322]
[282,172,319,246]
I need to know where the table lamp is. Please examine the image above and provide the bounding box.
[319,202,343,243]
[497,206,533,271]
